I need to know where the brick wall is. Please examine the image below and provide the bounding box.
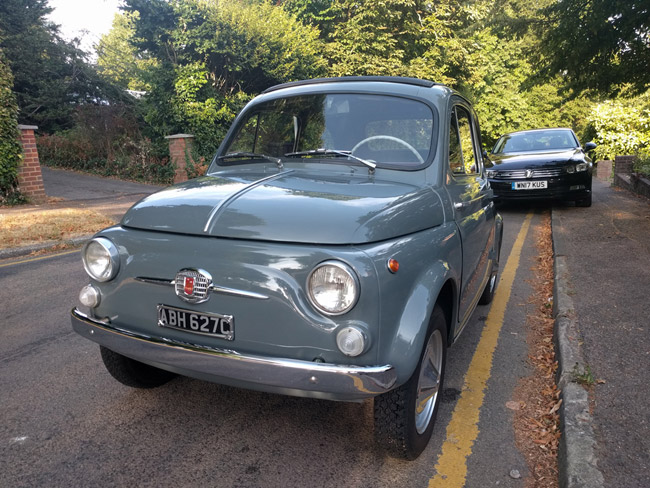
[17,125,46,202]
[614,155,636,176]
[165,134,195,184]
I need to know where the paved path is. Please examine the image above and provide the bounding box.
[553,179,650,487]
[24,167,163,222]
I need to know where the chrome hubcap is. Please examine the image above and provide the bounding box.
[415,329,443,434]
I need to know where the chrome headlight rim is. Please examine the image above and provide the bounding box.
[307,260,360,316]
[82,237,120,282]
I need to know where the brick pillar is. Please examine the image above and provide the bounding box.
[614,155,636,176]
[165,134,195,184]
[595,160,612,182]
[17,125,46,203]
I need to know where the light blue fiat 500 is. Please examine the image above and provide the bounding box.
[72,76,502,460]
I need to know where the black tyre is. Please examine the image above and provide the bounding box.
[478,271,498,305]
[374,305,448,460]
[100,346,176,389]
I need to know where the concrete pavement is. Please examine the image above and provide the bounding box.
[552,179,650,487]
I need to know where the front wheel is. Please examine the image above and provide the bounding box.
[100,346,176,389]
[373,305,448,460]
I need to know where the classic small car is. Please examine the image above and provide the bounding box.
[487,128,597,206]
[72,76,503,460]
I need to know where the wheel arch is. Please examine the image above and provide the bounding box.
[383,262,459,385]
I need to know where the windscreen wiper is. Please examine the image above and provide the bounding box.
[285,148,376,173]
[218,152,283,170]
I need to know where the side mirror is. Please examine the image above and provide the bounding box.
[584,142,597,152]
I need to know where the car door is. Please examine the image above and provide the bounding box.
[446,102,495,333]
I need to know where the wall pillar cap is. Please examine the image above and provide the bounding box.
[18,124,38,130]
[165,133,195,140]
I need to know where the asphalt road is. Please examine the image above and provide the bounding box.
[1,209,548,487]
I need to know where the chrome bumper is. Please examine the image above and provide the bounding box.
[71,308,396,401]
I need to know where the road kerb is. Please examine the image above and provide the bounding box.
[0,235,91,260]
[551,211,605,488]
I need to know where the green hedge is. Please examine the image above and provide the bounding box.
[0,48,24,205]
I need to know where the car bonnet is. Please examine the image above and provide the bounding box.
[121,169,444,245]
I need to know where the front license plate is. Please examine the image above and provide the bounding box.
[157,304,234,340]
[512,180,548,190]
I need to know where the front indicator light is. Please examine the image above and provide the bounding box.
[336,326,366,356]
[79,284,101,308]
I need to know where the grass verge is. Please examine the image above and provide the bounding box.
[0,208,115,250]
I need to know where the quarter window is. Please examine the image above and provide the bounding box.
[456,107,478,174]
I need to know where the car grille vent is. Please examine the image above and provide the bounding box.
[493,168,565,179]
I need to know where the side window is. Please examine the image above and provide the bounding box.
[456,106,478,174]
[449,110,464,174]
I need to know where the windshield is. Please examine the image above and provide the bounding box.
[492,130,578,154]
[221,93,435,168]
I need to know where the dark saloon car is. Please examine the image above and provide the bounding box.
[71,76,503,460]
[487,128,597,206]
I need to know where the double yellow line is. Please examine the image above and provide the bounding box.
[429,212,533,487]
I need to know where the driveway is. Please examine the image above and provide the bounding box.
[40,166,163,221]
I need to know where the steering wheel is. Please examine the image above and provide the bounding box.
[351,135,424,164]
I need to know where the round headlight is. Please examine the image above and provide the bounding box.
[307,261,359,315]
[336,326,366,357]
[82,237,120,282]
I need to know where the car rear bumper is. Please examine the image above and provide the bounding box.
[71,308,396,401]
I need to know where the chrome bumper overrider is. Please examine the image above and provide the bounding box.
[71,308,396,401]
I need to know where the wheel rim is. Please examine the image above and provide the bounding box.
[415,329,443,434]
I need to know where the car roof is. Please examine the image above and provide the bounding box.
[262,76,439,94]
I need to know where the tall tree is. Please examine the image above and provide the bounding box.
[121,0,327,156]
[539,0,650,95]
[0,0,124,131]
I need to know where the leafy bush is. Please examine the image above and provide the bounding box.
[37,105,175,185]
[634,154,650,178]
[0,49,24,205]
[586,93,650,161]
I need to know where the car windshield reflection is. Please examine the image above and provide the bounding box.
[493,129,579,154]
[221,93,435,168]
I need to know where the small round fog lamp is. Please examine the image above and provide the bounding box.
[336,326,366,357]
[79,284,101,308]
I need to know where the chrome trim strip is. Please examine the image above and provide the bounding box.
[71,308,396,400]
[203,170,295,233]
[209,285,269,300]
[135,277,270,300]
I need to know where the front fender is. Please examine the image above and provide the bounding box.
[363,223,461,386]
[385,261,457,384]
